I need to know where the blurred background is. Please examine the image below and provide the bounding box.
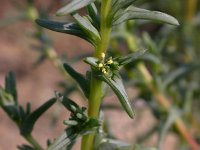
[0,0,199,150]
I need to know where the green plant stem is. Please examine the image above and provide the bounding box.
[25,134,44,150]
[95,0,112,58]
[81,1,112,150]
[81,77,104,150]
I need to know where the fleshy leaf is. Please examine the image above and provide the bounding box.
[56,0,95,16]
[113,6,179,26]
[20,98,56,136]
[100,73,134,118]
[35,19,95,45]
[63,63,90,98]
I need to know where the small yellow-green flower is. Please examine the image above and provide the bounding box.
[107,59,113,65]
[101,53,105,59]
[102,68,107,74]
[98,63,104,68]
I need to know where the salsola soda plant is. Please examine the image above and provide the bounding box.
[0,0,187,150]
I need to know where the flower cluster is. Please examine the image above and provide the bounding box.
[97,53,118,75]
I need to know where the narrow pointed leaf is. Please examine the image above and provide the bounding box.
[57,94,79,113]
[113,6,179,26]
[20,98,56,136]
[5,72,17,101]
[112,0,137,12]
[100,74,134,118]
[35,19,95,45]
[87,3,100,31]
[56,0,95,16]
[84,57,98,68]
[17,144,34,150]
[73,13,100,45]
[114,50,146,66]
[120,0,137,9]
[0,89,21,122]
[63,63,90,98]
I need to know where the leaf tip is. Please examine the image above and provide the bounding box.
[172,19,180,26]
[35,19,44,27]
[35,18,40,24]
[128,109,134,119]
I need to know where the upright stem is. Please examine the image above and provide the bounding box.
[81,1,112,150]
[95,0,112,58]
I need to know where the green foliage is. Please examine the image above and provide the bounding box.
[48,93,100,150]
[48,118,100,150]
[114,50,146,66]
[102,73,134,118]
[87,3,100,31]
[5,72,18,101]
[0,73,57,135]
[84,50,147,118]
[112,6,179,26]
[35,19,95,45]
[20,98,56,136]
[73,13,101,45]
[56,0,96,16]
[4,0,198,150]
[18,145,34,150]
[63,63,90,98]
